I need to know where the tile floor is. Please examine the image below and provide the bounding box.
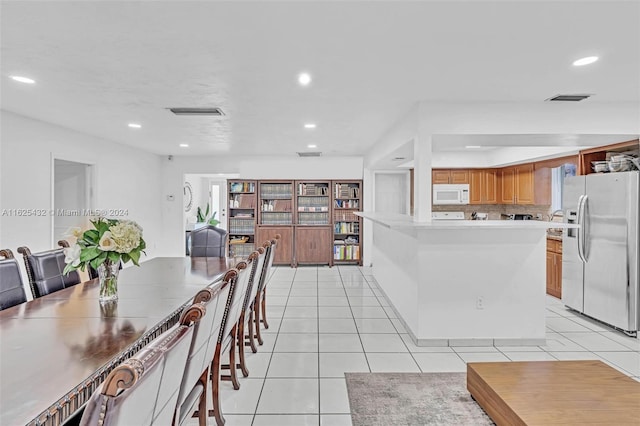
[188,265,640,426]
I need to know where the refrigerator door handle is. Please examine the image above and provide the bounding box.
[577,195,587,263]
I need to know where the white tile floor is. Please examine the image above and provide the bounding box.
[188,265,640,426]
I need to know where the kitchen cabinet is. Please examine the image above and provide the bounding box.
[470,169,498,204]
[546,238,562,298]
[295,226,331,265]
[500,164,534,205]
[432,169,469,184]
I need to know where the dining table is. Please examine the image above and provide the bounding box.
[0,256,235,426]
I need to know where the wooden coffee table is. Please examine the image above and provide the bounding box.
[467,360,640,425]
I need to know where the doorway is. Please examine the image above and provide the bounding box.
[53,159,93,244]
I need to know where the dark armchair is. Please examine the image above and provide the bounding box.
[17,240,81,299]
[189,225,227,258]
[0,249,28,310]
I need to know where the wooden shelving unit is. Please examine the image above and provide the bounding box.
[227,178,363,267]
[227,180,257,258]
[256,180,294,266]
[332,180,363,266]
[295,180,331,266]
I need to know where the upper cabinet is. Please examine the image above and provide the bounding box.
[499,164,534,205]
[578,139,639,175]
[469,169,498,204]
[432,169,469,184]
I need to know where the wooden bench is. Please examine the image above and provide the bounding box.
[467,360,640,425]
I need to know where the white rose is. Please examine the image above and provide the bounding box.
[63,226,83,240]
[99,231,117,251]
[64,244,82,267]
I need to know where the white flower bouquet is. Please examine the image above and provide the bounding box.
[63,218,146,301]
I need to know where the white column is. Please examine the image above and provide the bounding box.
[413,111,433,222]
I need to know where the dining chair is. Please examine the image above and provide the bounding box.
[0,249,28,310]
[173,280,231,425]
[17,240,81,299]
[79,305,202,426]
[254,235,279,343]
[236,247,266,377]
[189,225,228,257]
[208,262,251,426]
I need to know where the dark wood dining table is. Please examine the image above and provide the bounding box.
[0,256,235,426]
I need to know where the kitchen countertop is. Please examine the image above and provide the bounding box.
[356,212,580,231]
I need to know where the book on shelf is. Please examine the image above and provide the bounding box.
[230,182,255,193]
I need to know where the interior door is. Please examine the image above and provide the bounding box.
[53,159,92,244]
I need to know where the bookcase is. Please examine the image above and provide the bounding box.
[257,180,294,266]
[227,180,257,258]
[226,178,363,267]
[295,180,331,265]
[332,180,363,265]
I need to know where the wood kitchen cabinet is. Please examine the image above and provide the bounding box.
[295,226,332,265]
[500,164,534,205]
[470,169,498,204]
[432,169,469,184]
[546,238,562,298]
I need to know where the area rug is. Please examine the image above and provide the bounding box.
[345,372,494,426]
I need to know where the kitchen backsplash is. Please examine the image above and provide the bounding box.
[432,204,553,220]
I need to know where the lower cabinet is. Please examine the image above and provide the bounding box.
[546,238,562,298]
[256,226,294,266]
[295,227,332,266]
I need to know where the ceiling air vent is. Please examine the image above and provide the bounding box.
[297,152,322,157]
[545,94,592,102]
[168,107,225,116]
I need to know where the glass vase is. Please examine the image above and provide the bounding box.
[97,261,120,303]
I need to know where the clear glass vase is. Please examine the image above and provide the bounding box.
[97,261,120,303]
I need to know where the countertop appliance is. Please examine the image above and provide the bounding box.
[501,214,533,220]
[431,211,465,220]
[432,184,469,205]
[562,171,639,336]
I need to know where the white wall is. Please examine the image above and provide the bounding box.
[161,155,363,257]
[0,111,164,286]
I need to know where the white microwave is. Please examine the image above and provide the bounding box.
[433,184,470,205]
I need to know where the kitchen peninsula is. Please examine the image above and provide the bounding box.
[357,212,579,346]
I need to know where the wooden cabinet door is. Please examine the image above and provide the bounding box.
[534,166,551,206]
[515,164,535,204]
[483,170,498,204]
[295,227,331,265]
[469,170,482,204]
[500,167,515,204]
[450,170,469,184]
[432,170,450,184]
[256,226,294,266]
[555,243,563,298]
[546,249,555,297]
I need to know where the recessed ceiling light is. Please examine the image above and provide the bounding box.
[179,144,189,148]
[10,75,35,84]
[572,56,598,66]
[307,144,317,148]
[465,145,482,149]
[298,72,312,86]
[304,123,316,129]
[128,123,142,129]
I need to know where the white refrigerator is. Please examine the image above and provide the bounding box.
[562,171,639,336]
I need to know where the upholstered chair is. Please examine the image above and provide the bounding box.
[173,281,231,425]
[17,240,81,299]
[254,235,279,341]
[189,225,227,257]
[0,249,27,310]
[79,305,201,426]
[236,247,266,376]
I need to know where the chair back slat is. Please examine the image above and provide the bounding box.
[241,248,266,316]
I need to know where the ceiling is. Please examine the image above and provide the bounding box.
[1,1,639,160]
